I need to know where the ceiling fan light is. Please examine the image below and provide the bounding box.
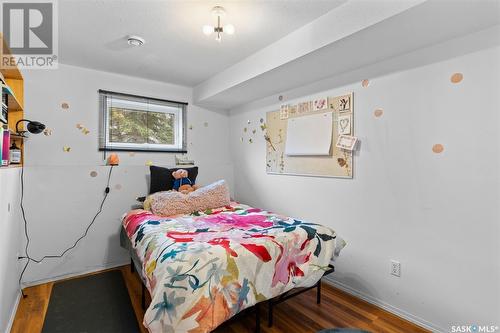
[224,24,235,35]
[202,25,214,36]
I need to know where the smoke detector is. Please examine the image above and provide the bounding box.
[127,35,145,47]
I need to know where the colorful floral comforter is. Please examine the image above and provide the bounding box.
[122,202,337,333]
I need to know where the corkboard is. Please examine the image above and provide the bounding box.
[265,92,353,178]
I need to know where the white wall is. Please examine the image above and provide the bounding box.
[0,168,22,333]
[4,40,498,333]
[19,64,233,284]
[228,47,500,332]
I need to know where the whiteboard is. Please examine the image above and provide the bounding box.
[285,111,333,156]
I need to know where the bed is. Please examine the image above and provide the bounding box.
[121,201,337,333]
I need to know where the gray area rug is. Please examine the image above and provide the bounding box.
[42,270,140,333]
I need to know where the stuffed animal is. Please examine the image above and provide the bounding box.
[172,169,198,194]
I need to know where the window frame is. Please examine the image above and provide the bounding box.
[98,90,188,153]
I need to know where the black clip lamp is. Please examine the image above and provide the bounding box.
[16,119,46,137]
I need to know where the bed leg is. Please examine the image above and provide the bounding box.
[141,283,146,310]
[268,300,273,327]
[130,258,135,273]
[317,280,321,304]
[255,303,261,333]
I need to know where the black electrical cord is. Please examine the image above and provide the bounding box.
[18,162,114,297]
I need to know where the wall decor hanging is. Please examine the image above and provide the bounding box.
[337,114,351,135]
[297,101,311,114]
[450,73,463,84]
[312,98,328,111]
[432,144,444,153]
[374,108,384,118]
[266,92,354,178]
[279,105,289,120]
[336,134,358,151]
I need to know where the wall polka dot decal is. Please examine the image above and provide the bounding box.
[278,95,283,101]
[114,184,122,190]
[450,73,463,84]
[260,118,264,123]
[63,146,71,152]
[76,124,90,135]
[243,127,247,132]
[361,79,370,88]
[432,144,444,154]
[204,122,208,127]
[90,171,98,177]
[249,138,253,143]
[145,160,153,166]
[374,109,384,118]
[252,129,256,134]
[61,102,70,110]
[188,125,193,130]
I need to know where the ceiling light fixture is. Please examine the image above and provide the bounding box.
[202,6,235,42]
[127,35,145,47]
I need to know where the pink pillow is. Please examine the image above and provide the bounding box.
[145,180,230,216]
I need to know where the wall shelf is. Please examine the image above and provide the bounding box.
[2,84,23,111]
[1,33,25,165]
[0,164,22,169]
[10,132,26,140]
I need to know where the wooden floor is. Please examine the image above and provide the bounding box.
[11,266,429,333]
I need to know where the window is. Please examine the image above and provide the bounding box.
[99,90,187,152]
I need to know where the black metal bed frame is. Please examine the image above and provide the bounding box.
[132,260,334,333]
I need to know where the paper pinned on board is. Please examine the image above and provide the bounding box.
[285,111,332,156]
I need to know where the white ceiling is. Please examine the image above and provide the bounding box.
[59,0,345,86]
[196,0,500,110]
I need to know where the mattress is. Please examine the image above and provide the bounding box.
[122,202,337,333]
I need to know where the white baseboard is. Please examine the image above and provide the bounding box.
[22,260,130,288]
[323,276,445,333]
[6,292,21,333]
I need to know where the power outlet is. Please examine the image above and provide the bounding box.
[391,260,401,277]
